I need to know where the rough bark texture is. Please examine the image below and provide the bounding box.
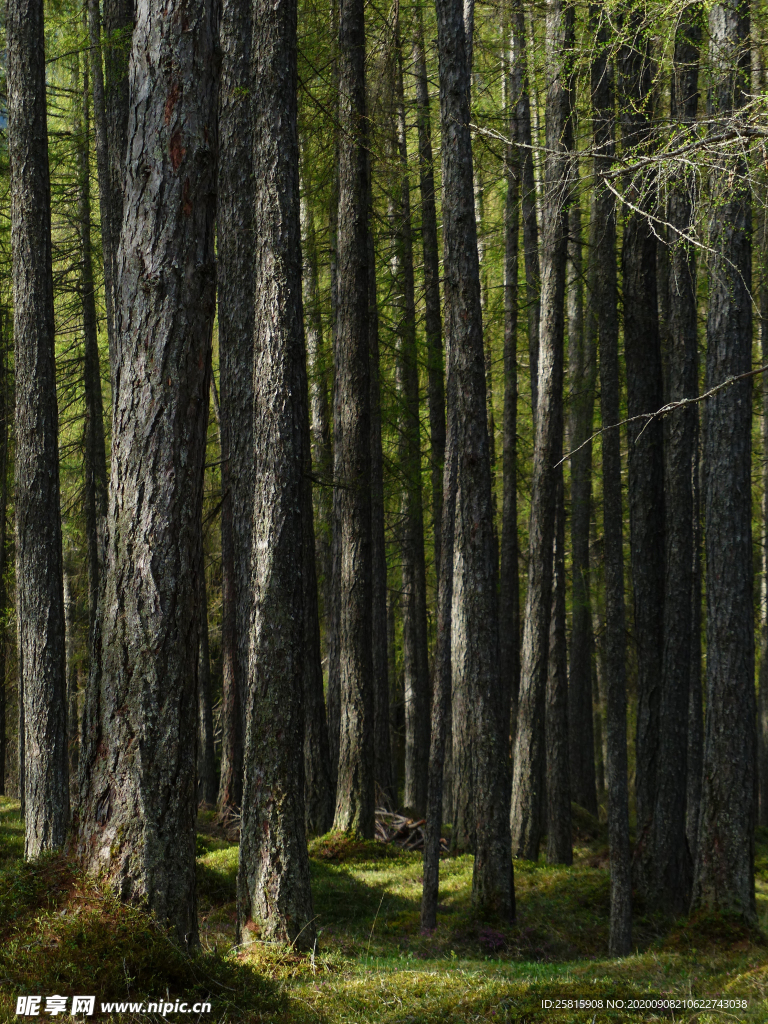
[567,183,598,817]
[687,426,704,856]
[500,38,521,767]
[546,473,572,866]
[8,0,69,857]
[237,0,315,946]
[511,0,540,421]
[436,0,513,918]
[0,318,7,796]
[592,6,632,955]
[651,6,701,913]
[511,0,573,863]
[332,0,375,837]
[617,12,665,885]
[217,0,254,813]
[760,198,768,830]
[692,0,756,926]
[392,26,430,817]
[414,7,446,586]
[75,0,218,944]
[197,569,217,807]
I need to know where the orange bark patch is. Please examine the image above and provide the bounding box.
[170,130,186,171]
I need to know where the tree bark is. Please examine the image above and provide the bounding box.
[511,0,540,422]
[692,0,756,926]
[8,0,69,857]
[760,196,768,830]
[0,314,7,796]
[197,568,217,807]
[75,0,218,943]
[617,8,665,885]
[414,5,446,587]
[511,0,574,863]
[592,4,631,955]
[567,177,598,817]
[237,0,316,945]
[332,0,375,836]
[651,5,701,913]
[436,0,513,918]
[217,0,254,814]
[391,21,429,817]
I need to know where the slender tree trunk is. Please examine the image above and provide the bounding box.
[198,568,217,807]
[8,0,69,856]
[79,34,109,649]
[238,0,315,945]
[217,0,254,814]
[500,30,521,766]
[511,0,574,863]
[511,0,540,421]
[546,473,572,865]
[0,316,7,797]
[391,23,429,817]
[592,4,631,955]
[687,425,704,855]
[369,162,394,809]
[75,0,218,943]
[651,6,701,912]
[692,0,756,926]
[760,201,768,830]
[414,6,446,586]
[332,0,375,836]
[63,563,78,803]
[436,0,513,918]
[617,9,665,886]
[567,176,598,817]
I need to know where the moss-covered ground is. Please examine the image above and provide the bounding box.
[1,796,766,1022]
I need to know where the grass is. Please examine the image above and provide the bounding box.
[1,795,767,1022]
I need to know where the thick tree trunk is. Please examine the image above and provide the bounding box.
[651,6,701,912]
[332,0,375,836]
[63,563,79,803]
[369,165,394,809]
[414,6,445,587]
[0,316,7,796]
[436,0,513,918]
[75,0,218,944]
[546,473,572,865]
[617,11,665,886]
[592,5,631,955]
[392,24,429,817]
[511,0,574,863]
[511,0,540,421]
[500,34,521,766]
[760,206,768,830]
[217,0,254,814]
[567,181,598,817]
[692,0,756,926]
[197,569,217,807]
[8,0,69,857]
[79,37,109,648]
[687,427,704,855]
[237,0,315,945]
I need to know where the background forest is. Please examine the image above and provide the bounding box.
[1,0,768,1019]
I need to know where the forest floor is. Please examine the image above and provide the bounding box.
[0,796,766,1023]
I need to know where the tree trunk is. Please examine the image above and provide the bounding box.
[197,568,217,807]
[692,0,756,926]
[592,4,631,955]
[217,0,255,814]
[8,0,69,857]
[436,0,513,919]
[74,0,218,943]
[617,9,665,886]
[79,33,109,649]
[760,203,768,830]
[237,0,316,945]
[511,0,540,421]
[414,7,446,588]
[687,424,704,856]
[500,29,521,767]
[63,562,79,804]
[546,473,572,865]
[391,22,429,817]
[651,5,701,912]
[567,176,598,817]
[0,315,7,796]
[332,0,375,836]
[511,0,574,863]
[369,162,394,809]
